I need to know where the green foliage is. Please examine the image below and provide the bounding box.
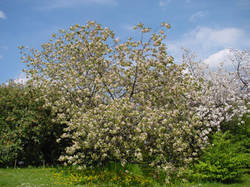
[0,81,68,167]
[221,113,250,154]
[0,141,21,167]
[188,129,250,183]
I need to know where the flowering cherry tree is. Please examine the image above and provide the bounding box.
[20,21,249,181]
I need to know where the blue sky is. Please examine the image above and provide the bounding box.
[0,0,250,83]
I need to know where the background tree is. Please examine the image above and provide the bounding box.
[0,81,69,167]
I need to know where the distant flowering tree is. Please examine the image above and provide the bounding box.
[183,48,249,130]
[21,21,249,182]
[230,49,250,90]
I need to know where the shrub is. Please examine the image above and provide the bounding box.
[0,81,69,167]
[188,130,250,183]
[222,113,250,154]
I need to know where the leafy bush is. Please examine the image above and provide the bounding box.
[0,141,21,167]
[188,130,250,183]
[221,113,250,154]
[0,81,69,167]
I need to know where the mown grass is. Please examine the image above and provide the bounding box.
[0,167,250,187]
[0,167,64,187]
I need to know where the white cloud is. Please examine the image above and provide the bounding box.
[204,49,250,75]
[0,10,7,19]
[40,0,117,9]
[189,11,206,22]
[159,0,171,7]
[14,72,28,84]
[168,26,250,61]
[204,49,233,69]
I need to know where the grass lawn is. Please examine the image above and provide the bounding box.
[0,167,250,187]
[0,167,65,187]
